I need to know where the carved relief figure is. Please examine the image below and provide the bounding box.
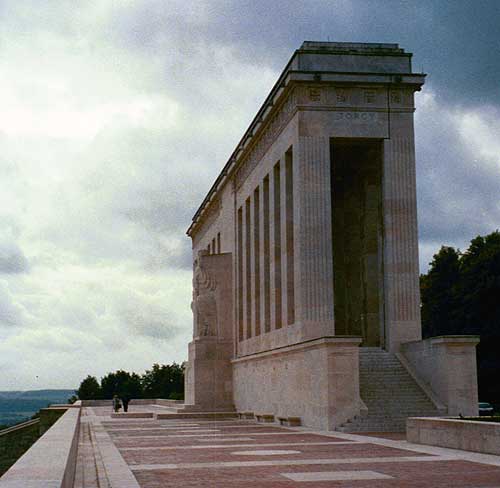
[192,259,217,338]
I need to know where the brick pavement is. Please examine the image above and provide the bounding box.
[78,406,500,487]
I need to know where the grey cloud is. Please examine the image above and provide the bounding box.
[111,0,500,108]
[416,102,500,260]
[117,301,182,341]
[0,283,24,327]
[0,241,29,274]
[0,0,498,388]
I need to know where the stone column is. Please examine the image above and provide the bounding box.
[383,117,422,351]
[295,135,335,338]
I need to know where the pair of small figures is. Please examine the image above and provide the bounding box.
[112,394,130,413]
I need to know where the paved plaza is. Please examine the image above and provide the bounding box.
[74,406,500,487]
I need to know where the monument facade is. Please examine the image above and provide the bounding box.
[184,42,479,430]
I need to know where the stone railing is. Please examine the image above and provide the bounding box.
[0,406,81,488]
[407,417,500,455]
[401,335,480,416]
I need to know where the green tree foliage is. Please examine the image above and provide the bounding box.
[421,231,500,405]
[76,375,102,400]
[420,246,460,338]
[141,363,185,400]
[100,370,143,400]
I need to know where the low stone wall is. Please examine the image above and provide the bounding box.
[0,407,81,487]
[233,337,362,430]
[0,419,40,477]
[130,399,184,406]
[80,398,184,407]
[80,399,112,407]
[407,417,500,455]
[401,335,480,416]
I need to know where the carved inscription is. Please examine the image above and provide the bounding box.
[364,90,376,104]
[334,112,377,121]
[308,87,321,101]
[336,89,349,103]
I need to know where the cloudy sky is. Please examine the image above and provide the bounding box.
[1,1,499,390]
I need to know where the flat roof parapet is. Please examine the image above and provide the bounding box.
[300,41,404,54]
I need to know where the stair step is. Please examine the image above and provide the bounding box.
[342,348,441,433]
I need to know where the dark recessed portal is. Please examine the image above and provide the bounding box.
[331,139,384,347]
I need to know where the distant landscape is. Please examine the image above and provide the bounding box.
[0,390,75,427]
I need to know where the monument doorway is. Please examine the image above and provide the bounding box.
[330,138,384,347]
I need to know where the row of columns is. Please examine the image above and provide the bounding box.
[236,148,295,342]
[234,128,421,352]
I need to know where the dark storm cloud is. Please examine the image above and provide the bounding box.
[107,0,500,271]
[415,98,500,263]
[111,0,500,108]
[1,0,498,387]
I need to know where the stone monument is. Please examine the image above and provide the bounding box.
[183,42,479,430]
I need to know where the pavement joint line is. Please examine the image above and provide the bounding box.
[176,429,221,433]
[118,441,359,451]
[106,427,209,432]
[106,424,280,432]
[111,431,320,439]
[129,454,456,470]
[196,437,255,442]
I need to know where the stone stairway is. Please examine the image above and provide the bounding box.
[339,347,441,432]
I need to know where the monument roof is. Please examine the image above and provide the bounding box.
[186,41,423,237]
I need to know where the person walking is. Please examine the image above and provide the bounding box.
[122,395,130,413]
[112,394,121,413]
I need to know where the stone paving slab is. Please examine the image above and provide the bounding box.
[76,407,500,488]
[132,460,500,487]
[112,432,347,449]
[120,442,423,465]
[108,425,290,437]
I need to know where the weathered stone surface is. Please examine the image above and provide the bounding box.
[184,41,479,430]
[407,417,500,456]
[0,408,80,488]
[401,336,480,416]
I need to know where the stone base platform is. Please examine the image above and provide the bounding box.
[4,403,500,487]
[78,405,500,487]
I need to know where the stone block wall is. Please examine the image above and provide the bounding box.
[401,336,480,416]
[233,337,361,430]
[407,417,500,455]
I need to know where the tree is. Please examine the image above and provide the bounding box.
[76,375,102,400]
[420,246,460,338]
[100,370,143,400]
[141,363,184,400]
[455,232,500,336]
